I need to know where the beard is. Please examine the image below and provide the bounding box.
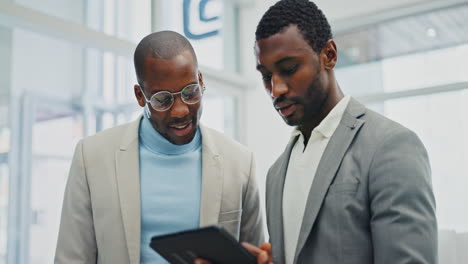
[302,76,328,122]
[278,74,328,127]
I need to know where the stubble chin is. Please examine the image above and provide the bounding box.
[282,115,302,127]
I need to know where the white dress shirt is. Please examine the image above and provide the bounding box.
[283,95,351,264]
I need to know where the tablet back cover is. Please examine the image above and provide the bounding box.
[150,226,256,264]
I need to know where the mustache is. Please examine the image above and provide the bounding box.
[273,96,300,109]
[168,116,192,126]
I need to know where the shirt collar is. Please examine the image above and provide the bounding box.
[139,113,201,155]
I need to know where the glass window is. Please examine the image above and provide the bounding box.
[201,94,237,139]
[13,0,151,44]
[11,29,84,100]
[115,56,137,104]
[335,4,468,68]
[28,159,69,264]
[32,108,83,157]
[336,44,468,96]
[1,1,242,263]
[102,52,117,104]
[29,104,84,264]
[29,109,83,263]
[335,4,468,95]
[335,61,384,97]
[14,0,85,25]
[381,44,468,92]
[103,0,152,43]
[157,0,234,71]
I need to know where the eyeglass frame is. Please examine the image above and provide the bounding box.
[139,83,206,112]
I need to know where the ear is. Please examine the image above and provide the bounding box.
[134,84,146,107]
[198,71,205,88]
[321,40,338,70]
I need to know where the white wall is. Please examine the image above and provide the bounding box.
[253,0,440,21]
[238,1,289,200]
[303,0,436,21]
[11,29,84,100]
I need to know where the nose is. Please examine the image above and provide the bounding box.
[270,74,288,99]
[169,95,190,118]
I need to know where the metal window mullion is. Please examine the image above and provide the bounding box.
[150,0,158,32]
[355,81,468,104]
[1,19,13,264]
[151,0,170,32]
[7,95,34,264]
[81,0,89,137]
[6,96,20,264]
[222,1,243,141]
[0,1,253,89]
[112,57,119,127]
[222,1,239,73]
[236,92,247,144]
[82,48,98,137]
[89,0,106,133]
[18,95,33,264]
[332,0,468,35]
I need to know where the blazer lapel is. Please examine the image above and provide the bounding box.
[294,98,366,263]
[268,136,298,264]
[199,125,223,226]
[115,117,141,264]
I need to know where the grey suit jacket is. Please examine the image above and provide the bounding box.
[55,117,264,264]
[266,98,437,264]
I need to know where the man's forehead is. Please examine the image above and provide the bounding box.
[144,51,195,67]
[141,54,198,87]
[255,38,314,68]
[257,26,313,53]
[143,55,196,77]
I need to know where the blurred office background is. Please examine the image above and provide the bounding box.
[0,0,467,263]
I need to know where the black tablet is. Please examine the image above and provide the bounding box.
[150,226,256,264]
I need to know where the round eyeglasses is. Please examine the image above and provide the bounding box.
[140,83,205,112]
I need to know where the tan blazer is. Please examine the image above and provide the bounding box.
[55,117,264,264]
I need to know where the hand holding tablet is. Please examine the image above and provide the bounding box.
[150,226,257,264]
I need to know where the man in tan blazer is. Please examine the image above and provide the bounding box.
[55,31,264,264]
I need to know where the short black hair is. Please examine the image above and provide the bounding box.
[134,31,197,86]
[255,0,333,53]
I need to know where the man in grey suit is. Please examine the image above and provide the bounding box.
[243,0,438,263]
[55,31,264,264]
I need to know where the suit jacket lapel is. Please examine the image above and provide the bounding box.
[199,125,223,226]
[294,98,366,263]
[115,117,141,264]
[269,137,298,264]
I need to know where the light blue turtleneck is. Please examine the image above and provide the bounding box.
[138,115,202,264]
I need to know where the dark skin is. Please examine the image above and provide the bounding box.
[134,50,204,145]
[193,25,344,264]
[223,25,343,264]
[194,242,273,264]
[255,25,343,146]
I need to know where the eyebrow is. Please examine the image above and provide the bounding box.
[275,56,296,65]
[149,81,199,95]
[256,56,297,71]
[256,64,266,71]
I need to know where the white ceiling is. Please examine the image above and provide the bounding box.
[312,0,437,21]
[335,2,468,66]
